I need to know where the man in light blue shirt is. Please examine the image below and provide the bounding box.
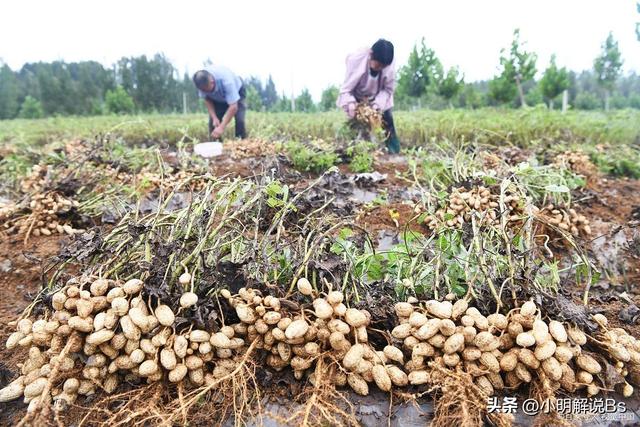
[193,65,247,140]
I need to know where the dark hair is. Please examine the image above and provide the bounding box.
[371,39,394,66]
[193,70,211,90]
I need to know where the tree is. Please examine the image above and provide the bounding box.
[274,93,292,112]
[19,96,43,119]
[0,63,19,119]
[539,55,569,109]
[245,84,263,111]
[636,2,639,41]
[245,76,264,98]
[493,29,537,107]
[181,72,200,113]
[458,84,484,109]
[26,61,78,115]
[488,75,517,105]
[12,60,115,117]
[105,86,135,114]
[319,85,339,111]
[68,61,115,115]
[594,32,623,111]
[396,39,442,100]
[262,75,278,111]
[524,85,544,106]
[116,54,180,112]
[574,92,601,110]
[437,67,464,107]
[295,88,315,112]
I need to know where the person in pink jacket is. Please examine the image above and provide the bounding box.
[337,39,400,153]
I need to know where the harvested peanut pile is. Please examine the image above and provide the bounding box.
[535,203,591,237]
[480,152,504,171]
[20,164,50,194]
[422,186,527,229]
[1,164,83,240]
[553,151,597,178]
[224,138,277,159]
[0,200,19,222]
[1,190,82,240]
[589,313,638,397]
[3,272,640,426]
[134,169,208,192]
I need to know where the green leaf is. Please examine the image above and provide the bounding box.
[482,175,499,185]
[437,234,450,251]
[367,255,384,281]
[330,242,345,255]
[339,228,354,239]
[394,283,405,299]
[544,184,570,193]
[451,283,467,297]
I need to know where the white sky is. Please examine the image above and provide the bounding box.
[1,0,639,101]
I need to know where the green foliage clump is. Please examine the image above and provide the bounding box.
[489,29,537,107]
[295,89,316,113]
[594,32,624,111]
[319,85,339,112]
[590,150,640,179]
[347,141,376,173]
[245,84,264,111]
[18,96,44,119]
[539,55,569,109]
[285,140,338,173]
[574,92,601,110]
[105,86,135,114]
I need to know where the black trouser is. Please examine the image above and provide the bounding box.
[382,109,397,140]
[207,85,247,139]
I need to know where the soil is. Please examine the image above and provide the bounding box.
[2,143,640,426]
[580,177,640,225]
[356,202,427,236]
[577,176,640,308]
[0,234,63,425]
[373,155,411,187]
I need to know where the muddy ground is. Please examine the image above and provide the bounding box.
[1,147,640,426]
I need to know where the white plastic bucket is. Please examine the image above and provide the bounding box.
[194,142,223,158]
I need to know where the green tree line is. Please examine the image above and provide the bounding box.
[0,28,639,119]
[395,31,638,111]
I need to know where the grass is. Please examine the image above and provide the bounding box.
[1,108,638,193]
[1,108,639,148]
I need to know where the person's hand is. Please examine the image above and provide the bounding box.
[347,103,356,119]
[211,125,224,139]
[211,116,221,127]
[371,102,381,111]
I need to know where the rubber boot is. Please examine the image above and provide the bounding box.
[385,135,400,154]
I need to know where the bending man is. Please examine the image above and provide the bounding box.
[337,39,400,153]
[193,66,247,140]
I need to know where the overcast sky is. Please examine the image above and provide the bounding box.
[2,1,639,101]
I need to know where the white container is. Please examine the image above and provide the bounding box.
[194,142,223,158]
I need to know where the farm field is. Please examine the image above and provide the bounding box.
[1,108,640,426]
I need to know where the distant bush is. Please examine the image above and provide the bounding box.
[105,86,135,114]
[574,92,601,110]
[18,96,44,119]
